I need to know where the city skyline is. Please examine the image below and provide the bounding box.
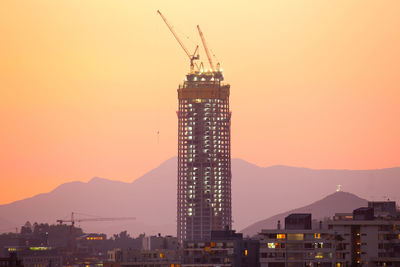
[1,1,400,205]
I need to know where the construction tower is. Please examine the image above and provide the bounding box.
[158,11,232,244]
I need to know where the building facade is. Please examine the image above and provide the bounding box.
[0,253,23,267]
[259,203,400,267]
[183,229,259,267]
[177,70,232,243]
[328,204,400,267]
[142,235,179,251]
[259,229,337,267]
[259,214,338,267]
[105,248,181,267]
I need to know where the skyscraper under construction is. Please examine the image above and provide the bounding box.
[158,11,232,243]
[177,69,231,242]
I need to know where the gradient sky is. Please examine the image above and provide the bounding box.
[1,1,399,205]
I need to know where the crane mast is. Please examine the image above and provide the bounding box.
[157,10,199,73]
[197,25,216,71]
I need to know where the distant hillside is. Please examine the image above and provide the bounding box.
[232,160,400,228]
[240,191,367,237]
[0,157,399,237]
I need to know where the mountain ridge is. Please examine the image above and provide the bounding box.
[0,157,399,236]
[240,191,367,236]
[3,157,400,207]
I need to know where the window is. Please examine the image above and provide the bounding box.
[277,234,286,239]
[304,243,313,249]
[287,234,304,241]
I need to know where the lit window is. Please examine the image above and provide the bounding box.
[315,253,323,259]
[287,234,304,241]
[277,234,286,239]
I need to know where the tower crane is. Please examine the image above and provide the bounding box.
[197,25,219,72]
[157,10,199,73]
[56,212,136,226]
[56,212,135,251]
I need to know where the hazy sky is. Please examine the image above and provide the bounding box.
[1,1,399,205]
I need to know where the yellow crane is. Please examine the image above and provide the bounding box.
[157,10,199,73]
[197,25,218,72]
[57,212,135,251]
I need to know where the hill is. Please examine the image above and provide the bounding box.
[0,157,399,236]
[240,191,367,236]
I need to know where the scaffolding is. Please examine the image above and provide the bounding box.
[157,10,232,244]
[177,71,232,243]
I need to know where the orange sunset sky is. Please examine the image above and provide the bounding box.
[0,1,399,205]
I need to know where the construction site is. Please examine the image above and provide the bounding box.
[157,11,232,244]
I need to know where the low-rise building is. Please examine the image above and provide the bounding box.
[142,235,179,251]
[259,202,400,267]
[328,202,400,266]
[182,229,259,267]
[259,214,337,267]
[105,248,181,267]
[3,247,63,267]
[0,253,23,267]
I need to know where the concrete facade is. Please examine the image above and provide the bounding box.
[259,202,400,267]
[182,229,259,267]
[259,229,337,267]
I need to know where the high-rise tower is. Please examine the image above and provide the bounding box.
[177,70,231,243]
[157,11,232,244]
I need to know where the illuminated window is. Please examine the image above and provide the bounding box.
[315,233,321,239]
[287,234,304,241]
[268,243,276,248]
[315,252,324,259]
[277,234,286,239]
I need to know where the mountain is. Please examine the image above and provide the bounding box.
[0,157,177,237]
[231,160,400,228]
[240,191,367,237]
[0,157,399,237]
